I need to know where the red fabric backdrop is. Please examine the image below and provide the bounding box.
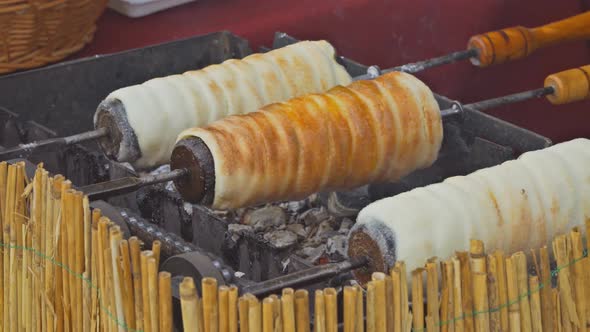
[75,0,590,143]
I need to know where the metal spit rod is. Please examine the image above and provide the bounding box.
[439,86,555,118]
[356,11,590,76]
[78,168,188,201]
[0,63,425,159]
[77,81,567,200]
[0,127,108,158]
[240,256,370,297]
[0,69,562,163]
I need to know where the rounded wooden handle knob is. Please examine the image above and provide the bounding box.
[467,26,533,67]
[544,65,590,105]
[468,11,590,67]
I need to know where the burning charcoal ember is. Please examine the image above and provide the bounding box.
[298,207,330,226]
[339,218,354,233]
[286,223,307,238]
[263,229,298,249]
[242,206,288,231]
[326,235,348,260]
[297,244,328,264]
[320,185,371,217]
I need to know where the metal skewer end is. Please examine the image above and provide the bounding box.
[0,127,108,160]
[80,168,189,201]
[440,86,556,119]
[388,48,478,74]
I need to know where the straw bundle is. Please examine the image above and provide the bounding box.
[0,162,173,331]
[5,162,590,332]
[178,223,590,332]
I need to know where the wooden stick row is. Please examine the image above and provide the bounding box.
[179,276,346,332]
[4,163,590,332]
[0,163,173,332]
[180,222,590,332]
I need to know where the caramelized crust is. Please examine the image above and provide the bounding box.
[177,72,443,209]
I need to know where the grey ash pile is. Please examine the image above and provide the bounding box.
[223,188,371,264]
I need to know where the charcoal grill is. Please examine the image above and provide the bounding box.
[0,30,552,329]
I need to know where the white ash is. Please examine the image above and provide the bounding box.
[301,235,323,248]
[227,223,254,242]
[339,218,354,234]
[148,163,170,175]
[279,200,307,214]
[263,230,298,249]
[286,223,307,238]
[234,271,246,279]
[313,220,337,239]
[242,206,287,232]
[326,235,348,260]
[18,142,36,151]
[165,181,175,192]
[222,192,367,265]
[228,223,253,233]
[281,258,291,273]
[297,207,330,226]
[183,202,193,216]
[297,244,327,264]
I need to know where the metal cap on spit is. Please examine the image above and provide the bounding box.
[94,98,142,164]
[347,220,396,284]
[170,136,215,205]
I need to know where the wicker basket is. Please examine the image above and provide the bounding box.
[0,0,108,74]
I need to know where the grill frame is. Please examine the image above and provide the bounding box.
[0,30,552,284]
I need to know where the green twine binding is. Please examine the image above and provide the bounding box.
[0,241,142,332]
[412,249,589,331]
[0,241,587,332]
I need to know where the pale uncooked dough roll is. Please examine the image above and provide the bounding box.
[94,40,352,169]
[347,138,590,283]
[171,71,443,210]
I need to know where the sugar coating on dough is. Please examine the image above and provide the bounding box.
[102,40,352,169]
[351,138,590,273]
[178,71,443,209]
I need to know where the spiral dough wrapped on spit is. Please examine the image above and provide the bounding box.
[172,71,443,210]
[348,138,590,283]
[95,40,352,169]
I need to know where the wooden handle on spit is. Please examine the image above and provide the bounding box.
[467,11,590,67]
[544,64,590,104]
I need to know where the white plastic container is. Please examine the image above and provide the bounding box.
[108,0,197,18]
